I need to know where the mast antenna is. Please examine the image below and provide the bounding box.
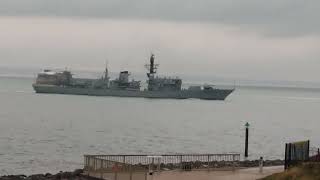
[104,59,109,79]
[145,54,159,77]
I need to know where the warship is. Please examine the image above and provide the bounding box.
[32,54,234,100]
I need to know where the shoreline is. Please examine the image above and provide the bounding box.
[0,169,101,180]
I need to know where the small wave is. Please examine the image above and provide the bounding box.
[283,96,320,101]
[0,74,34,79]
[0,91,10,93]
[38,139,58,143]
[0,90,32,94]
[96,130,107,133]
[16,90,32,93]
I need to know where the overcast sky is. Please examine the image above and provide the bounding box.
[0,0,319,82]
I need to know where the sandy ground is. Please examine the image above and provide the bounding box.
[89,166,284,180]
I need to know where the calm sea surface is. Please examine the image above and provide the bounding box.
[0,77,320,175]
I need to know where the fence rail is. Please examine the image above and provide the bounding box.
[310,147,320,161]
[84,153,240,173]
[310,147,319,157]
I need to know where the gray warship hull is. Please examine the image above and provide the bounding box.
[33,84,234,100]
[33,54,235,100]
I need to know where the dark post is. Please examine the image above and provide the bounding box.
[307,140,310,160]
[259,156,263,173]
[245,122,250,158]
[288,143,292,169]
[284,143,288,170]
[207,155,210,171]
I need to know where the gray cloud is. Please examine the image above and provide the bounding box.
[0,17,319,82]
[0,1,319,83]
[0,0,319,37]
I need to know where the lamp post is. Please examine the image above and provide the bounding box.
[245,122,250,158]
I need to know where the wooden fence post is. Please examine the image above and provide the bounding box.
[232,155,235,171]
[207,155,210,171]
[307,140,310,160]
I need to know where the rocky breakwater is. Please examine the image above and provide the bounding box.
[0,169,102,180]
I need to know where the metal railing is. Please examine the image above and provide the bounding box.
[310,147,320,161]
[84,153,240,173]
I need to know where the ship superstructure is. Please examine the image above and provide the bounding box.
[145,54,182,91]
[32,54,234,100]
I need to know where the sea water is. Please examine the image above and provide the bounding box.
[0,76,320,175]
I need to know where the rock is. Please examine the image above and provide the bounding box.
[60,172,72,179]
[27,174,45,180]
[0,175,26,180]
[44,173,52,178]
[72,169,83,176]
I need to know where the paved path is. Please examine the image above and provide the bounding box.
[88,166,284,180]
[147,166,283,180]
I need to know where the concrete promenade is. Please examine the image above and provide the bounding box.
[147,166,283,180]
[88,166,283,180]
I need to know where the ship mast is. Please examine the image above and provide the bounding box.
[150,54,155,74]
[145,54,159,91]
[104,60,110,87]
[145,54,159,78]
[104,60,109,80]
